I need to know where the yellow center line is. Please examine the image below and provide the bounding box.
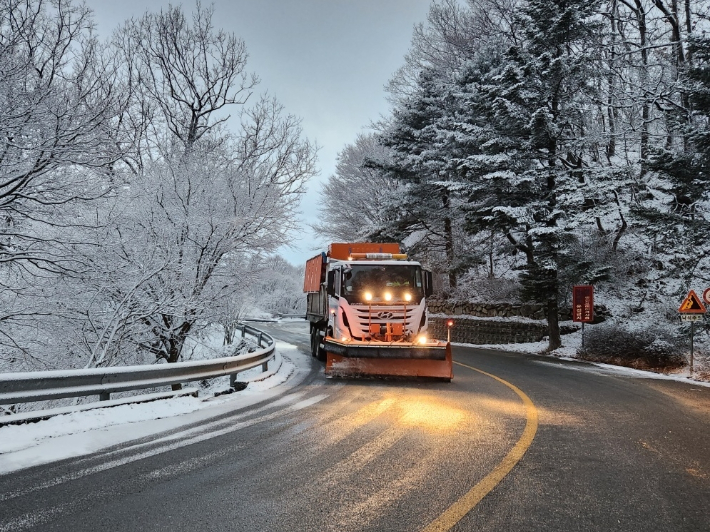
[421,360,539,532]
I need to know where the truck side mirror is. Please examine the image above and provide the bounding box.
[424,270,434,297]
[326,270,336,296]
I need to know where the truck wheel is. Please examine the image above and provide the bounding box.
[315,327,327,362]
[310,327,319,358]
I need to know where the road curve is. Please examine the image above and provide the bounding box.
[0,320,708,532]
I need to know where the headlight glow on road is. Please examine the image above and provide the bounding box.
[397,397,467,433]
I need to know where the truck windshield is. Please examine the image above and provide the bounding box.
[341,265,424,304]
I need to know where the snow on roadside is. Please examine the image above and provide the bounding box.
[0,396,206,455]
[0,339,305,470]
[455,325,710,387]
[544,359,710,387]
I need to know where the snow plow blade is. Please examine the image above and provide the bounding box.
[324,340,452,380]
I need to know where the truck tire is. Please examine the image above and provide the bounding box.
[310,326,319,358]
[315,327,327,362]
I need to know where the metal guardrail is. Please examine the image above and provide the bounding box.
[0,323,275,405]
[243,313,306,323]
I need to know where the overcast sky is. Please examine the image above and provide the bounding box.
[89,0,433,266]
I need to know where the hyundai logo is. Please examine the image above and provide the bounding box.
[376,312,394,320]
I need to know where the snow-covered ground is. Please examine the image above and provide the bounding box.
[0,338,312,475]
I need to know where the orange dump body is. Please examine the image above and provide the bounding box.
[303,253,326,293]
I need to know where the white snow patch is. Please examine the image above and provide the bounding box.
[532,359,710,388]
[432,313,544,324]
[0,396,205,455]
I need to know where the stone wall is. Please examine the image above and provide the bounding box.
[428,299,610,322]
[428,316,548,344]
[428,300,546,319]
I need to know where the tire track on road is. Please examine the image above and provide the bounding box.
[0,392,329,506]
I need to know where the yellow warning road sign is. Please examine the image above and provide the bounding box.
[678,290,706,314]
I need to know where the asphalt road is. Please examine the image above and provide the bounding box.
[1,320,708,531]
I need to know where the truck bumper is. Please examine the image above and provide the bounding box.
[323,339,453,380]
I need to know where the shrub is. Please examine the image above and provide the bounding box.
[578,323,685,371]
[452,275,521,303]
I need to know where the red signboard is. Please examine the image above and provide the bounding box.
[573,285,594,323]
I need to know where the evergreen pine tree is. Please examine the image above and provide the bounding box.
[643,35,710,289]
[478,0,604,349]
[379,69,471,290]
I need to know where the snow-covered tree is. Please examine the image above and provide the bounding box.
[370,0,612,347]
[315,133,402,242]
[57,5,319,370]
[639,33,710,290]
[85,100,315,367]
[376,1,527,291]
[0,3,317,374]
[0,0,130,366]
[379,70,474,290]
[113,2,258,168]
[477,0,607,348]
[0,0,123,271]
[246,256,307,317]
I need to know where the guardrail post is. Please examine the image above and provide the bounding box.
[257,332,263,346]
[241,325,246,339]
[100,392,110,401]
[229,373,236,389]
[262,361,268,372]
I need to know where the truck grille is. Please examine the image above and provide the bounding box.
[350,305,419,339]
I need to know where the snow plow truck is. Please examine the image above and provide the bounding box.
[303,243,452,380]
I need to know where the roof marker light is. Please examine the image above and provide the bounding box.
[349,253,408,260]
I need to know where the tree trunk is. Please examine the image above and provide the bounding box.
[634,0,650,171]
[546,267,562,351]
[166,319,193,390]
[612,191,627,251]
[606,0,618,160]
[442,189,457,289]
[488,230,495,278]
[169,335,184,390]
[684,0,692,62]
